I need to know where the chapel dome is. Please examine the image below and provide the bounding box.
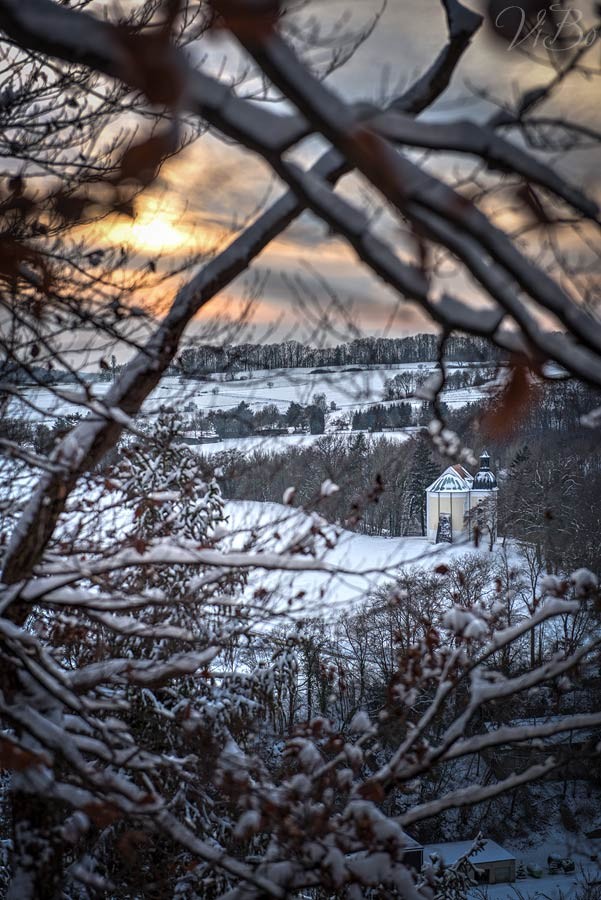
[473,450,497,490]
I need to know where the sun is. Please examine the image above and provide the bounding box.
[126,214,192,255]
[102,197,211,256]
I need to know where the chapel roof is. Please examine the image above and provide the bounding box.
[473,469,498,489]
[473,449,498,490]
[426,449,500,494]
[426,466,472,493]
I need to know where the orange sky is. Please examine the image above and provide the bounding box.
[96,0,601,344]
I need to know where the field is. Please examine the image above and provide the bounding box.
[8,361,496,458]
[225,499,504,617]
[9,362,495,419]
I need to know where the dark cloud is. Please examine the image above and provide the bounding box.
[142,0,600,339]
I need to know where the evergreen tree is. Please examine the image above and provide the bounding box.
[309,404,325,434]
[407,437,440,536]
[285,401,304,429]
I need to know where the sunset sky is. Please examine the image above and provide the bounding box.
[100,0,601,346]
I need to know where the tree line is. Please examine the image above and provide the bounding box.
[178,334,504,376]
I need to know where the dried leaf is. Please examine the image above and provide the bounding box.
[114,15,185,107]
[116,129,178,186]
[0,736,50,771]
[133,537,148,553]
[52,191,90,223]
[1,193,37,218]
[117,829,151,862]
[0,237,53,293]
[7,174,24,196]
[209,0,281,39]
[83,802,122,827]
[112,197,137,219]
[357,780,385,802]
[481,361,537,439]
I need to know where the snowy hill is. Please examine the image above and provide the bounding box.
[224,500,509,618]
[5,362,495,426]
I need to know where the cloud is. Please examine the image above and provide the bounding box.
[97,0,600,342]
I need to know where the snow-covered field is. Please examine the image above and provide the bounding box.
[192,428,414,457]
[223,500,508,618]
[0,466,506,619]
[6,362,495,427]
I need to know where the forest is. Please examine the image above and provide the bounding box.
[177,336,504,377]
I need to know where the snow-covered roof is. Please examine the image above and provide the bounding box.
[473,450,498,490]
[473,469,498,490]
[424,840,516,866]
[426,465,473,493]
[427,454,499,494]
[452,463,473,481]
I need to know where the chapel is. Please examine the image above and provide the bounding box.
[425,451,498,544]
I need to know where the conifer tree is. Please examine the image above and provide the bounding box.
[408,437,440,536]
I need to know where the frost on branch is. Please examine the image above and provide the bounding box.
[320,478,340,497]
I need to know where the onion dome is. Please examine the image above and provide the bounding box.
[473,450,497,490]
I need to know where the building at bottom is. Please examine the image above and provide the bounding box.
[423,840,517,885]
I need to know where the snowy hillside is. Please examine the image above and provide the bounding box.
[5,362,496,425]
[224,499,509,617]
[193,428,414,457]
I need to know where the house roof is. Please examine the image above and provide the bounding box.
[423,840,516,866]
[426,465,473,493]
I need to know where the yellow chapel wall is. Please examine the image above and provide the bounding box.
[428,493,467,539]
[451,494,466,536]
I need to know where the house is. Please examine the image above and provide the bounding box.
[424,840,517,885]
[426,451,498,544]
[400,838,424,872]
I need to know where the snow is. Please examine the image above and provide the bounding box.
[443,606,489,639]
[424,840,516,866]
[570,568,598,598]
[455,804,601,897]
[484,715,597,744]
[223,500,508,616]
[320,478,340,497]
[349,710,372,733]
[469,871,598,899]
[3,363,494,427]
[0,455,513,620]
[192,429,412,458]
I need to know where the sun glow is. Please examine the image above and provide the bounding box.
[127,215,191,255]
[103,197,221,257]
